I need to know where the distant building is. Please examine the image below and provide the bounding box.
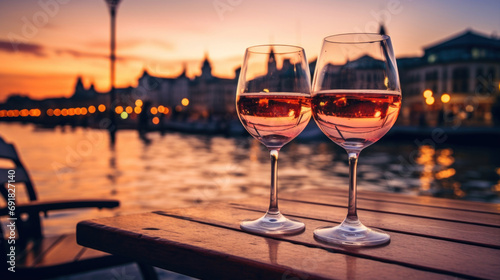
[247,47,310,93]
[137,68,189,114]
[319,55,387,90]
[398,29,500,126]
[136,54,237,121]
[189,55,238,119]
[2,30,499,128]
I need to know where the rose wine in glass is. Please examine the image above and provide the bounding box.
[236,45,311,235]
[311,34,402,246]
[312,89,401,150]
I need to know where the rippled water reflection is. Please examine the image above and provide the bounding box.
[1,123,499,235]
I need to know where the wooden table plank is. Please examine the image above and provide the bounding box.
[297,188,500,214]
[77,213,454,280]
[76,189,500,280]
[280,191,500,227]
[158,204,500,280]
[231,197,500,248]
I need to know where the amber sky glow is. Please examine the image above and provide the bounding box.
[0,0,498,101]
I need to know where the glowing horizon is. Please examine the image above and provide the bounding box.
[0,0,498,102]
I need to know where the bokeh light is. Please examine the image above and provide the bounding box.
[423,89,433,98]
[115,106,124,114]
[425,96,435,105]
[441,93,451,103]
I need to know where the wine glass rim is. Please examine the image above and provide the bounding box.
[246,44,305,54]
[324,33,390,44]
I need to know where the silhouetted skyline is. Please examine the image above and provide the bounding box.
[0,0,498,101]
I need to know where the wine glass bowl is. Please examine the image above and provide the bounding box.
[311,89,401,151]
[237,93,311,149]
[311,33,401,246]
[236,44,312,235]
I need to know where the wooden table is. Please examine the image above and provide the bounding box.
[76,189,500,280]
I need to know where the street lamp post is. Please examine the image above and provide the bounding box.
[105,0,121,146]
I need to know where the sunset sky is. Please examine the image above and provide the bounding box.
[0,0,498,102]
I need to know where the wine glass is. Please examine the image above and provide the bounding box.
[311,33,401,246]
[236,44,312,235]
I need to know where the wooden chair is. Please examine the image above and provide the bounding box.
[0,137,158,279]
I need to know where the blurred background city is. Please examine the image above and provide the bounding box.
[0,0,499,239]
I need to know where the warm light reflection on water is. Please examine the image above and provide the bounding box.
[415,145,435,192]
[0,123,499,235]
[416,146,464,198]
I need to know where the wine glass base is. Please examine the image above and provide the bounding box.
[314,219,390,247]
[240,212,305,235]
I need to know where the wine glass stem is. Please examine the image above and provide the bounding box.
[268,149,280,214]
[347,152,360,220]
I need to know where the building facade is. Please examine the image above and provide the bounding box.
[2,30,499,129]
[398,30,500,126]
[135,55,237,122]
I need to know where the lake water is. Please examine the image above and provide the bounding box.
[1,122,499,236]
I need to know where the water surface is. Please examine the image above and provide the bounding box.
[1,123,498,235]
